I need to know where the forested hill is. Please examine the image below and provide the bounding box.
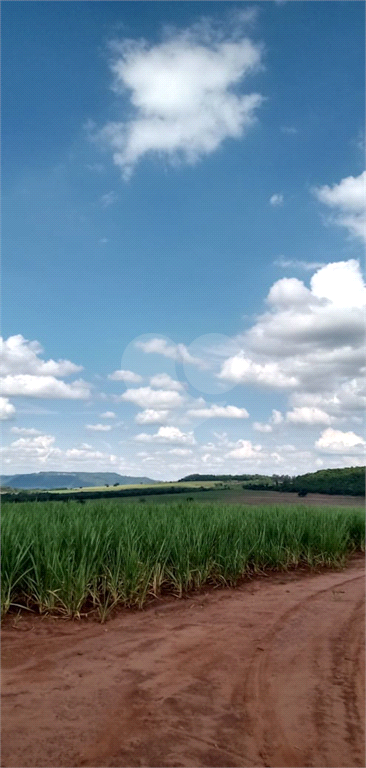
[180,467,365,496]
[0,472,157,490]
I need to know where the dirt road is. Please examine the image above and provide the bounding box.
[2,557,364,768]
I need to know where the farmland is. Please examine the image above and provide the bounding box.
[2,497,364,620]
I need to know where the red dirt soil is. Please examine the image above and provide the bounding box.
[2,557,365,768]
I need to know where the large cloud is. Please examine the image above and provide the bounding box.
[218,260,366,414]
[315,427,365,454]
[1,433,119,472]
[1,335,83,377]
[98,27,264,178]
[1,375,91,400]
[313,171,366,242]
[0,335,91,400]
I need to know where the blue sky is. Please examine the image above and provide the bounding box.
[2,1,365,479]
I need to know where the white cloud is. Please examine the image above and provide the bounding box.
[135,409,169,424]
[314,171,366,242]
[310,260,366,309]
[0,335,83,377]
[1,433,120,473]
[1,375,91,400]
[0,335,90,400]
[136,338,205,367]
[274,258,326,271]
[315,427,365,454]
[218,354,298,388]
[286,407,332,425]
[0,397,16,420]
[98,27,264,178]
[187,403,249,419]
[99,411,117,419]
[10,427,42,435]
[269,193,283,206]
[219,261,365,395]
[253,421,272,432]
[85,423,113,432]
[100,191,118,208]
[108,369,143,383]
[280,126,297,134]
[270,409,284,425]
[135,426,196,444]
[226,439,261,459]
[168,448,193,456]
[149,373,184,390]
[253,409,283,432]
[121,386,183,409]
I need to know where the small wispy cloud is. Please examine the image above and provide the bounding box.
[269,193,284,206]
[100,191,118,208]
[86,163,105,172]
[280,126,297,134]
[99,237,109,244]
[274,257,326,271]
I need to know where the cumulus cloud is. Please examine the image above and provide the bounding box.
[135,426,196,444]
[218,355,298,388]
[0,397,16,420]
[1,433,119,472]
[108,369,143,383]
[187,403,249,419]
[253,409,283,432]
[121,386,183,409]
[85,423,113,432]
[285,407,332,425]
[253,422,272,432]
[149,373,184,390]
[219,261,365,398]
[1,335,83,377]
[99,411,117,419]
[269,193,283,206]
[135,409,169,424]
[0,335,91,400]
[315,427,365,454]
[1,375,91,400]
[98,26,264,178]
[313,171,366,242]
[226,439,261,459]
[136,338,205,367]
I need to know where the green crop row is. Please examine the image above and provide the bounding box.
[2,499,364,621]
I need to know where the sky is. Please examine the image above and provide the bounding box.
[1,0,365,480]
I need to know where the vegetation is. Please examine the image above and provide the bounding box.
[2,498,364,621]
[0,483,212,504]
[181,467,365,496]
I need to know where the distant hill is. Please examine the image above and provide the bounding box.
[0,471,157,490]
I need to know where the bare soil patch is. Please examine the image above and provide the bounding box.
[2,557,365,768]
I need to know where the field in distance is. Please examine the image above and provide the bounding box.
[48,480,220,493]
